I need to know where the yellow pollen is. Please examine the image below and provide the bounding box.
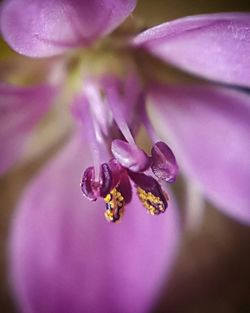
[104,188,125,223]
[136,187,166,215]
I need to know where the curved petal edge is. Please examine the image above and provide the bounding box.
[133,13,250,87]
[1,0,137,57]
[0,83,57,175]
[148,83,250,225]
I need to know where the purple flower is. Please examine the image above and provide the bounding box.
[0,1,250,313]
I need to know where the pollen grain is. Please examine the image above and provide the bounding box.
[104,188,125,223]
[136,187,166,215]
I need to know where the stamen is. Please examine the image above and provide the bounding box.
[140,103,159,143]
[140,104,179,182]
[81,163,112,200]
[137,187,167,215]
[111,139,150,172]
[77,76,177,223]
[104,188,125,223]
[105,82,136,145]
[83,80,112,138]
[128,171,169,215]
[151,141,178,183]
[73,96,103,181]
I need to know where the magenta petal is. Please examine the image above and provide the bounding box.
[1,0,137,57]
[10,133,180,313]
[148,83,250,225]
[133,13,250,87]
[0,83,56,175]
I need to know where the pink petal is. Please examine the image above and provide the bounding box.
[133,13,250,87]
[10,133,180,313]
[148,83,250,225]
[0,83,56,174]
[0,0,137,57]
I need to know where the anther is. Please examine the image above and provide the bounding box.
[81,163,112,201]
[137,187,167,215]
[104,188,125,223]
[128,171,169,215]
[111,139,150,172]
[151,141,178,183]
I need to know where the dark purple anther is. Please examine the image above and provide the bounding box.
[111,139,151,172]
[129,171,168,215]
[151,141,178,183]
[81,167,97,201]
[99,163,113,197]
[81,163,112,200]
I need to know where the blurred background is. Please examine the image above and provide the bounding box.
[1,0,250,312]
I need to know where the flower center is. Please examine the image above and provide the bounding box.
[74,74,178,223]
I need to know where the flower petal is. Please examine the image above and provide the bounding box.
[133,13,250,87]
[148,83,250,225]
[1,0,137,57]
[10,133,180,313]
[0,83,57,175]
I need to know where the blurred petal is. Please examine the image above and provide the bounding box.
[148,83,250,225]
[1,0,137,57]
[0,83,56,174]
[10,133,180,313]
[133,13,250,87]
